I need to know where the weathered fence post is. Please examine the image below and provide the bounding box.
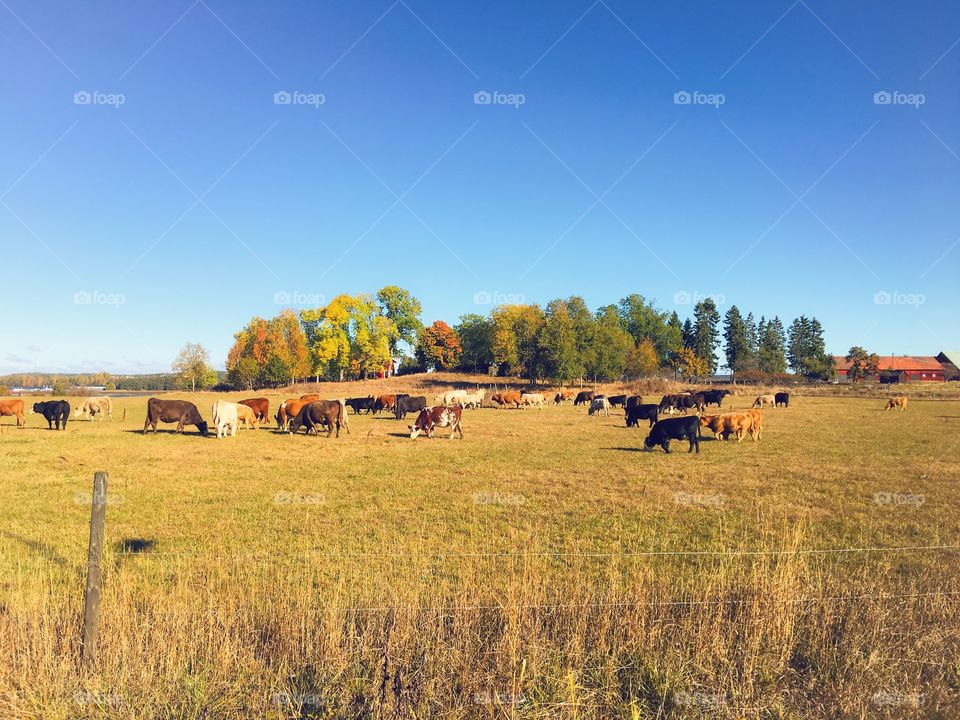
[80,471,108,671]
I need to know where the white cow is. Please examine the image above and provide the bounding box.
[435,389,468,406]
[211,400,239,438]
[459,389,486,409]
[76,396,113,421]
[520,393,545,409]
[588,397,610,416]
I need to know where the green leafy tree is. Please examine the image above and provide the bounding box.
[616,294,679,363]
[455,314,494,372]
[376,286,423,357]
[490,304,546,379]
[173,342,213,392]
[587,305,632,381]
[845,346,880,382]
[540,299,583,383]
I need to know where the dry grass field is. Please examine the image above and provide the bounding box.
[1,379,958,718]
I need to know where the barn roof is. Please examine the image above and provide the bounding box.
[936,351,960,368]
[833,355,944,372]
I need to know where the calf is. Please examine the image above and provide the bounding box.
[409,406,464,439]
[643,415,700,454]
[238,397,269,423]
[212,400,239,438]
[0,398,25,427]
[76,396,113,421]
[753,394,775,408]
[885,396,908,411]
[32,400,70,430]
[588,397,610,416]
[626,403,658,428]
[143,398,208,436]
[290,400,350,437]
[235,402,259,430]
[394,395,427,420]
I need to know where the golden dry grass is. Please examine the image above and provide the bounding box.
[1,381,958,718]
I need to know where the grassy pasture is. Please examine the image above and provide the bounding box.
[1,387,958,718]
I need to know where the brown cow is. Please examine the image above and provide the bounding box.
[235,402,259,430]
[276,398,312,430]
[143,398,208,436]
[490,391,522,409]
[554,390,573,405]
[700,412,755,442]
[300,393,320,402]
[885,396,908,411]
[745,408,762,440]
[0,398,25,427]
[374,394,397,414]
[238,397,269,424]
[409,406,464,439]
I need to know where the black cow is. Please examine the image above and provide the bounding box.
[702,389,731,408]
[345,396,375,414]
[607,394,627,408]
[573,390,595,406]
[775,392,790,408]
[143,398,208,436]
[643,415,701,453]
[625,395,643,411]
[32,400,70,430]
[394,395,427,420]
[626,403,659,428]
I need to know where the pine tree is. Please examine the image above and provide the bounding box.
[722,305,750,376]
[692,299,721,374]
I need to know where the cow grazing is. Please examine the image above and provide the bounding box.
[276,399,311,430]
[235,402,258,430]
[346,396,375,414]
[374,394,397,414]
[394,395,427,420]
[885,396,908,412]
[32,400,70,430]
[289,400,350,437]
[409,406,464,439]
[625,395,644,411]
[300,394,320,402]
[436,389,468,406]
[753,394,776,408]
[554,390,573,405]
[626,403,658,428]
[588,397,611,416]
[490,391,522,409]
[643,415,701,454]
[459,389,485,409]
[573,390,595,406]
[0,398,25,427]
[212,400,239,438]
[607,394,627,408]
[700,412,755,443]
[520,393,545,409]
[143,398,208,436]
[76,396,113,421]
[702,389,731,408]
[238,398,269,424]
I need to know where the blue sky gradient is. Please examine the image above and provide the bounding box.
[1,0,958,373]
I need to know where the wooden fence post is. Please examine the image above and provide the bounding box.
[80,471,108,671]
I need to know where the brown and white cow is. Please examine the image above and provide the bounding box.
[238,397,269,424]
[752,394,776,408]
[76,396,113,421]
[409,406,464,439]
[885,396,908,411]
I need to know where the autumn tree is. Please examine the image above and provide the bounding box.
[173,342,214,392]
[416,320,462,370]
[845,346,880,382]
[625,337,659,378]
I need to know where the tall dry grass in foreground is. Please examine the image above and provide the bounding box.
[1,390,958,717]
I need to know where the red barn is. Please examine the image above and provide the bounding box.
[834,355,945,382]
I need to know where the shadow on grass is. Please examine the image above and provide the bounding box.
[0,531,70,567]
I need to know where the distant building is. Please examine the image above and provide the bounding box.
[833,355,945,382]
[936,351,960,381]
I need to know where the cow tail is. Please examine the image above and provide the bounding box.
[338,399,350,434]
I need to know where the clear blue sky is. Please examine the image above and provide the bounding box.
[1,0,957,374]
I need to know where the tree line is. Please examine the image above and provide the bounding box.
[218,287,834,389]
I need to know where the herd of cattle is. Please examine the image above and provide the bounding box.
[0,388,911,450]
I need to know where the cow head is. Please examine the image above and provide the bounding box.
[31,403,43,414]
[197,420,209,437]
[409,409,433,439]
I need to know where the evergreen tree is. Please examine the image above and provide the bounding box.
[722,305,750,376]
[692,298,721,374]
